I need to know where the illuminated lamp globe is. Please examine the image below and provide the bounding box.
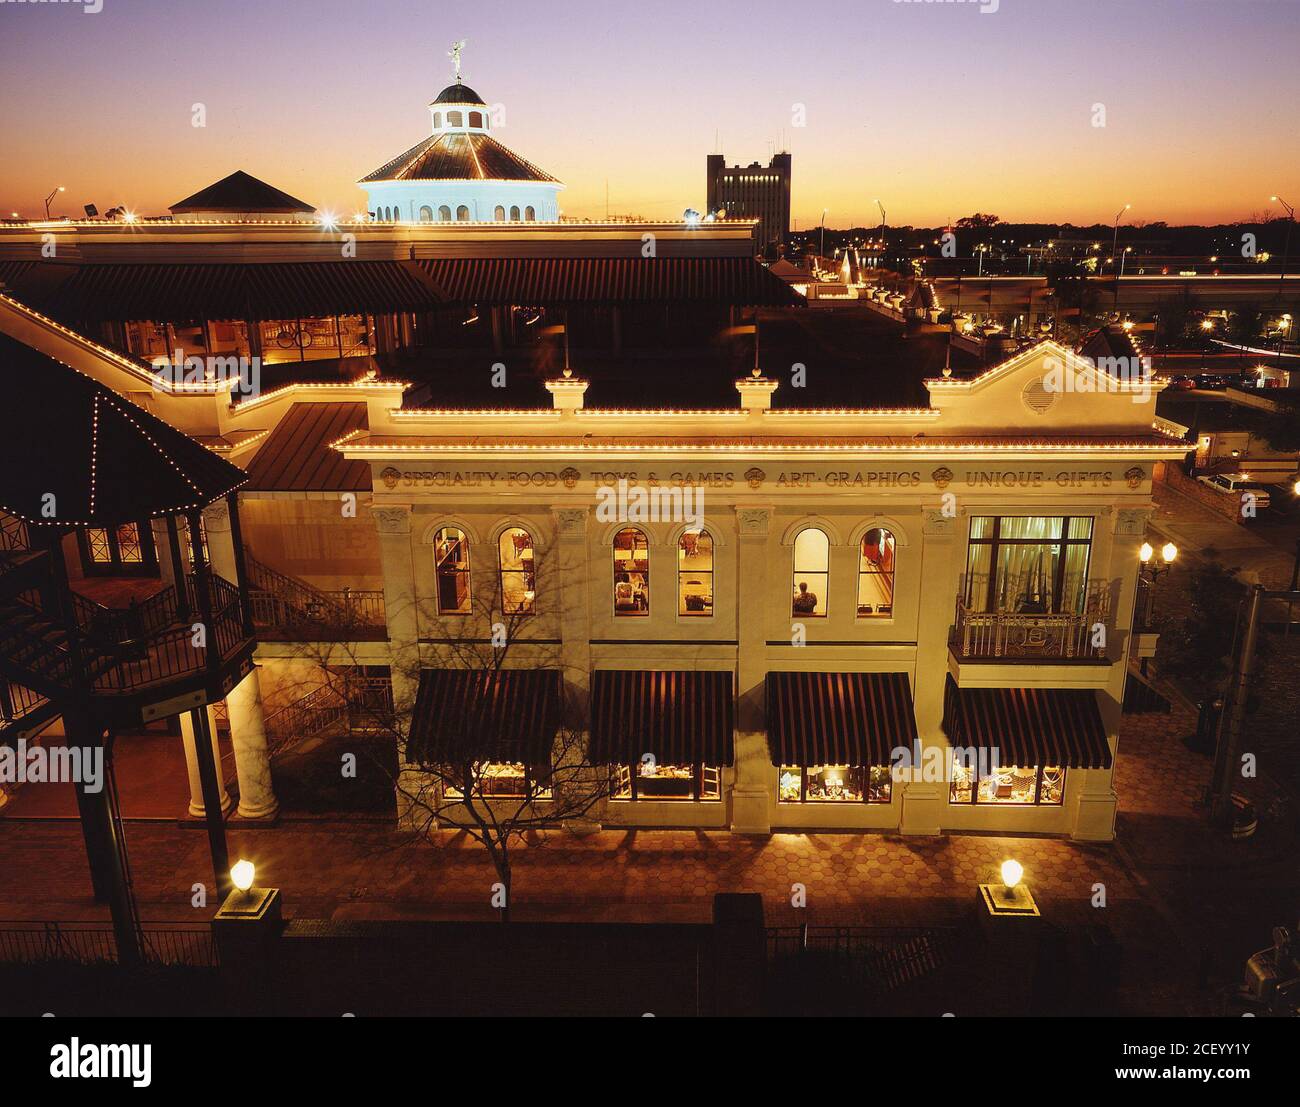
[1139,542,1154,564]
[230,859,256,893]
[1000,859,1024,890]
[1160,542,1178,565]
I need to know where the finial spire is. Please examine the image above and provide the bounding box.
[448,39,466,82]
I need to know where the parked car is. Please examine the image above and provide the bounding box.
[1166,374,1197,391]
[1193,373,1237,390]
[1196,471,1272,509]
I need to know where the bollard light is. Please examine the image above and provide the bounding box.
[230,859,256,893]
[1000,859,1024,889]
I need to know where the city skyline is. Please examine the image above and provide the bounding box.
[2,0,1297,227]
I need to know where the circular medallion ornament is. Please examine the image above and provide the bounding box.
[560,467,581,489]
[1124,466,1144,489]
[380,466,400,490]
[931,466,954,490]
[743,467,766,490]
[1021,377,1058,415]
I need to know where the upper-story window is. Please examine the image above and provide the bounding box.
[468,111,483,127]
[432,112,442,128]
[524,206,536,221]
[791,527,828,617]
[613,527,649,615]
[964,516,1093,615]
[498,527,536,614]
[509,205,521,221]
[447,110,463,126]
[455,204,470,221]
[857,528,896,617]
[493,205,505,221]
[678,529,713,616]
[418,206,433,222]
[437,205,451,221]
[434,527,471,614]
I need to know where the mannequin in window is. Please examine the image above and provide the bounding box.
[792,581,818,614]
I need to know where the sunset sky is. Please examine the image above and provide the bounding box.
[1,0,1296,228]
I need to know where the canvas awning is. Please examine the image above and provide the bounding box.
[766,671,916,767]
[408,668,562,765]
[589,669,734,766]
[942,675,1112,769]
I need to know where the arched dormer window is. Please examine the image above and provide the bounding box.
[432,112,442,129]
[509,205,521,221]
[434,527,471,614]
[419,206,433,222]
[469,111,483,127]
[613,527,649,616]
[524,206,536,221]
[498,527,536,614]
[494,205,506,221]
[857,528,896,617]
[791,527,828,617]
[447,110,463,127]
[437,205,451,221]
[455,204,470,221]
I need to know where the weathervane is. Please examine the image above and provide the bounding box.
[448,39,466,82]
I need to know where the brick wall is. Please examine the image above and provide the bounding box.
[1159,462,1247,525]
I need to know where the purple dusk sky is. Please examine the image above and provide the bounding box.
[1,0,1297,227]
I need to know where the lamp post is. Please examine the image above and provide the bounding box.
[1110,203,1130,310]
[43,185,65,220]
[1271,194,1294,298]
[819,207,828,265]
[1137,541,1177,674]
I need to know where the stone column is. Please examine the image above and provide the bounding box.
[901,507,957,835]
[373,504,422,825]
[225,667,279,820]
[202,498,238,584]
[732,507,773,833]
[179,705,233,818]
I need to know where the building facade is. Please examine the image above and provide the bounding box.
[706,152,791,252]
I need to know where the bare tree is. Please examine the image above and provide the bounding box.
[269,528,609,922]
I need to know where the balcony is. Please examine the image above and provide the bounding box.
[949,582,1112,663]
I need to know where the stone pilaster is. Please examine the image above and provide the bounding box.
[901,508,956,835]
[201,497,238,584]
[732,506,773,833]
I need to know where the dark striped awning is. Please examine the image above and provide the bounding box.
[408,668,562,765]
[12,261,444,322]
[766,671,917,767]
[942,676,1112,769]
[418,257,803,307]
[589,670,734,766]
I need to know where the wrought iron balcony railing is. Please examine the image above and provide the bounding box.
[950,582,1111,661]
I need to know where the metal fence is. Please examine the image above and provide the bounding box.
[766,924,960,994]
[0,922,218,967]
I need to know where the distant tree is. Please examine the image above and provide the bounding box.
[1227,303,1266,345]
[955,213,1000,229]
[1244,399,1300,453]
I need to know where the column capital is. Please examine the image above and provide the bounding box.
[202,497,232,532]
[553,506,589,539]
[1114,508,1150,536]
[736,506,772,537]
[372,504,413,535]
[922,509,957,537]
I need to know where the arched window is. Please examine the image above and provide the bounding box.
[455,204,470,221]
[678,529,713,616]
[432,112,442,129]
[468,111,483,127]
[494,205,506,221]
[434,527,471,614]
[612,527,649,616]
[437,205,451,221]
[857,528,896,617]
[524,205,536,221]
[791,528,828,617]
[498,528,536,614]
[418,206,433,222]
[509,205,521,221]
[447,110,463,127]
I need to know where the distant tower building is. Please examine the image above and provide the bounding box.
[706,152,791,251]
